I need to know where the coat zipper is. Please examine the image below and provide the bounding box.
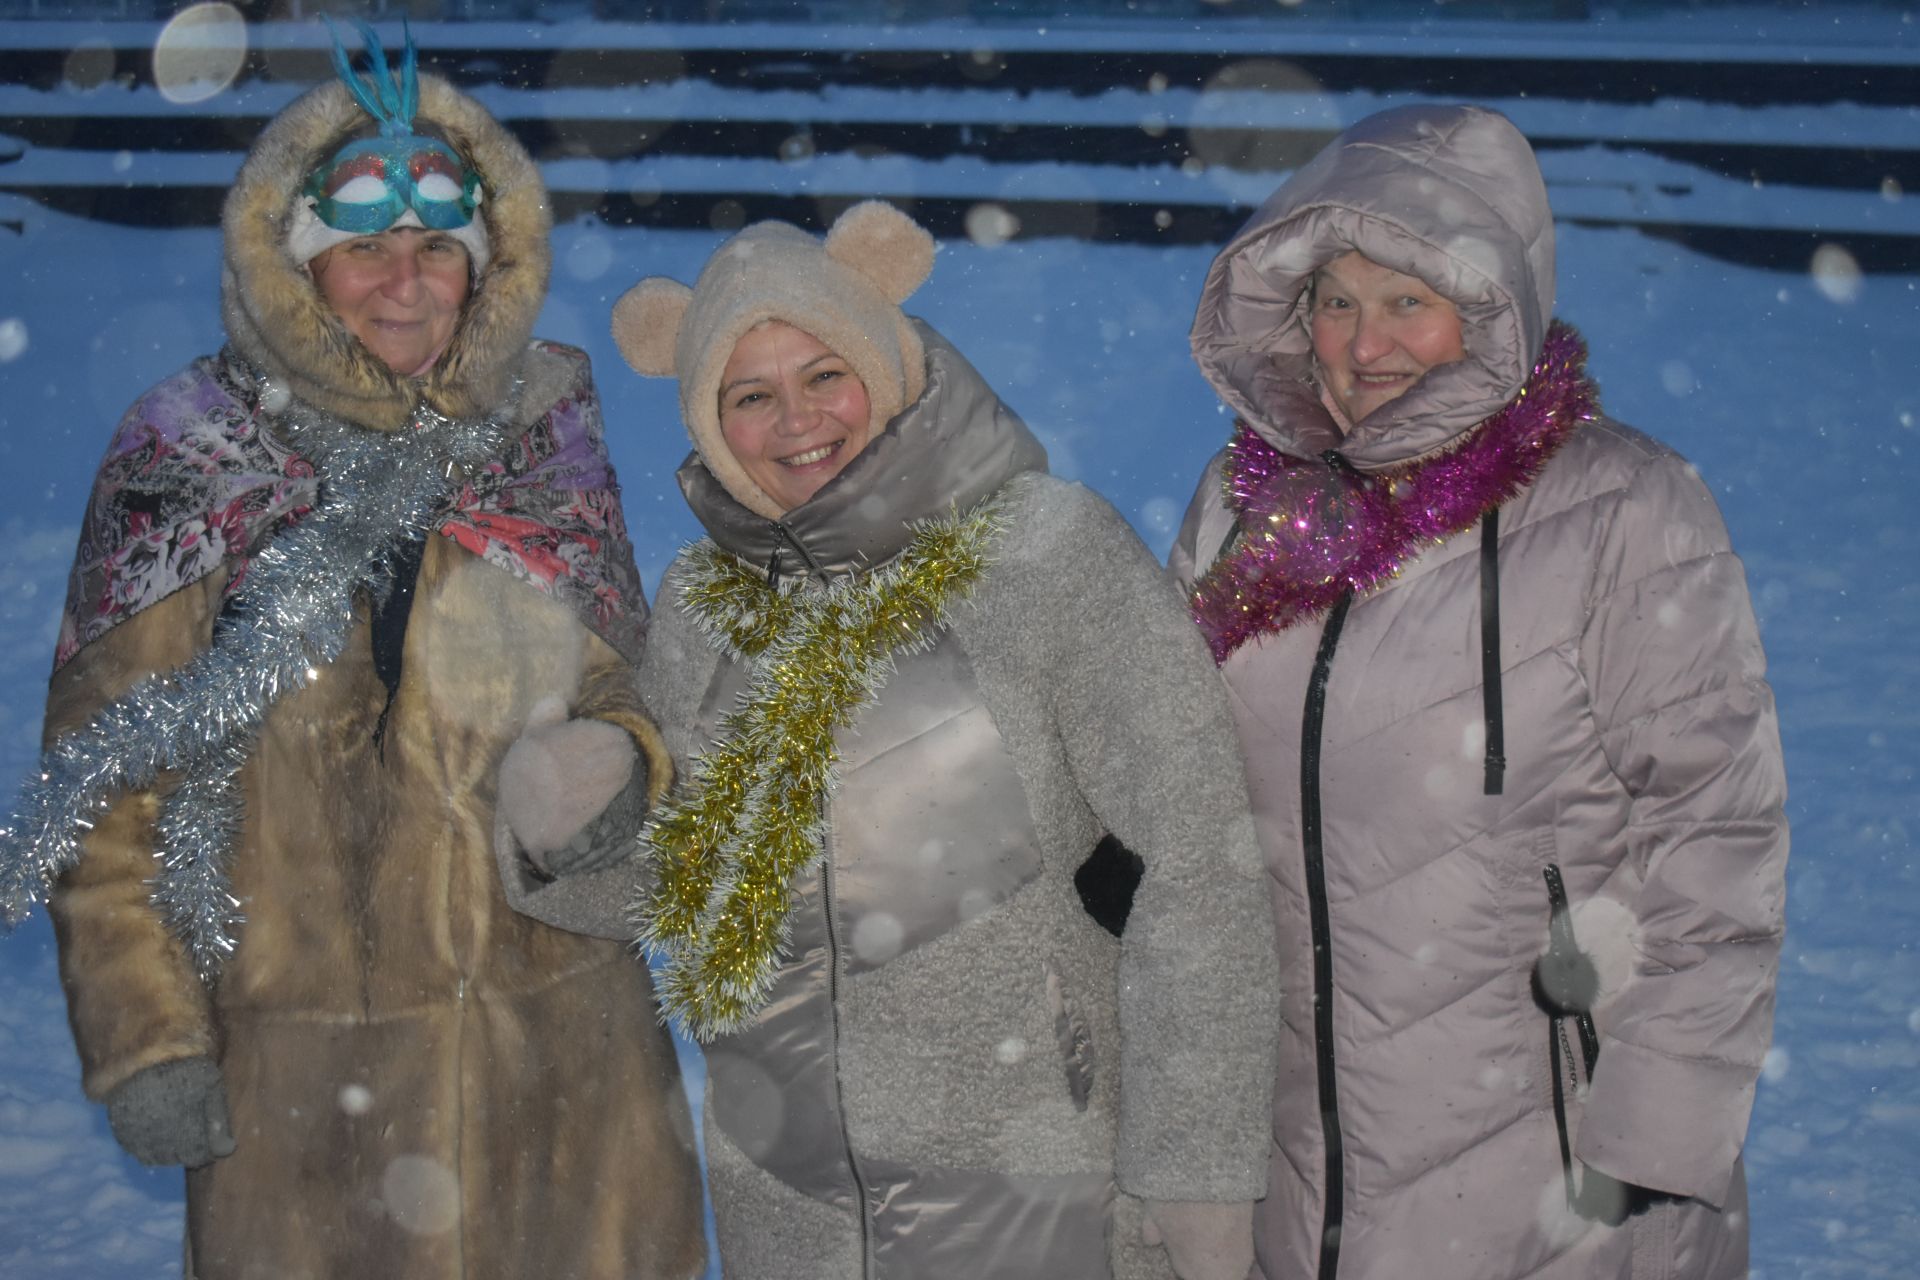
[1303,590,1354,1280]
[820,841,874,1276]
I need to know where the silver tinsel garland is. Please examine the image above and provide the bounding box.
[0,370,515,979]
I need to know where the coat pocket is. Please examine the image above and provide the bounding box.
[1045,965,1094,1113]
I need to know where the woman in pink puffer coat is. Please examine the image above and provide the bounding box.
[1172,104,1788,1280]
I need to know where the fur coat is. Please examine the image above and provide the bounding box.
[43,73,704,1280]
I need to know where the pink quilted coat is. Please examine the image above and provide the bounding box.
[1171,105,1788,1280]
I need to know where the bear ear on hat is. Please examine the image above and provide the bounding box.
[611,277,692,377]
[825,200,936,306]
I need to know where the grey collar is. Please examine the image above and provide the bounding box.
[678,321,1047,583]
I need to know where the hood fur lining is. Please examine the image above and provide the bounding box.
[219,76,551,431]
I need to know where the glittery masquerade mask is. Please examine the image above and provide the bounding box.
[303,19,480,236]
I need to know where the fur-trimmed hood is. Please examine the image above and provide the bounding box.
[1189,104,1554,471]
[220,74,551,431]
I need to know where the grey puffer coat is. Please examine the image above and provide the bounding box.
[1171,105,1787,1280]
[517,325,1278,1279]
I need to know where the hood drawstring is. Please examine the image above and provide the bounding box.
[1479,508,1506,795]
[1203,448,1509,795]
[765,519,830,588]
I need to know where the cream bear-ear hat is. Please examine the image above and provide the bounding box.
[611,199,937,519]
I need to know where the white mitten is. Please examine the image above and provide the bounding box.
[1142,1199,1256,1280]
[497,698,638,877]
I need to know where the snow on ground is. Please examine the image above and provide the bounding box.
[3,185,1913,1280]
[1,11,1917,1275]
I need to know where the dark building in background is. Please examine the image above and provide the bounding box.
[5,1,1908,25]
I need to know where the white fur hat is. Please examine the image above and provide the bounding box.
[610,201,936,519]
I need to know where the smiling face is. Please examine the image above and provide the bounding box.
[1308,251,1467,430]
[309,227,471,376]
[717,321,875,513]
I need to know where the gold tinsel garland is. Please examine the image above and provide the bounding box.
[633,498,1004,1042]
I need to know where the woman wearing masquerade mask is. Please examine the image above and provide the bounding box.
[2,26,703,1279]
[1173,105,1787,1280]
[500,202,1280,1280]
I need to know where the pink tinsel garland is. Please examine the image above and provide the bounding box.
[1191,320,1599,664]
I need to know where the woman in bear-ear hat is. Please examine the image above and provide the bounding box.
[2,23,704,1279]
[502,200,1280,1280]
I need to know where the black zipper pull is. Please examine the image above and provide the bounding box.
[770,520,830,584]
[1320,448,1359,477]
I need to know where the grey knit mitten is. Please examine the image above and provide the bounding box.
[549,758,650,876]
[1573,1164,1684,1226]
[1142,1199,1255,1280]
[105,1056,236,1168]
